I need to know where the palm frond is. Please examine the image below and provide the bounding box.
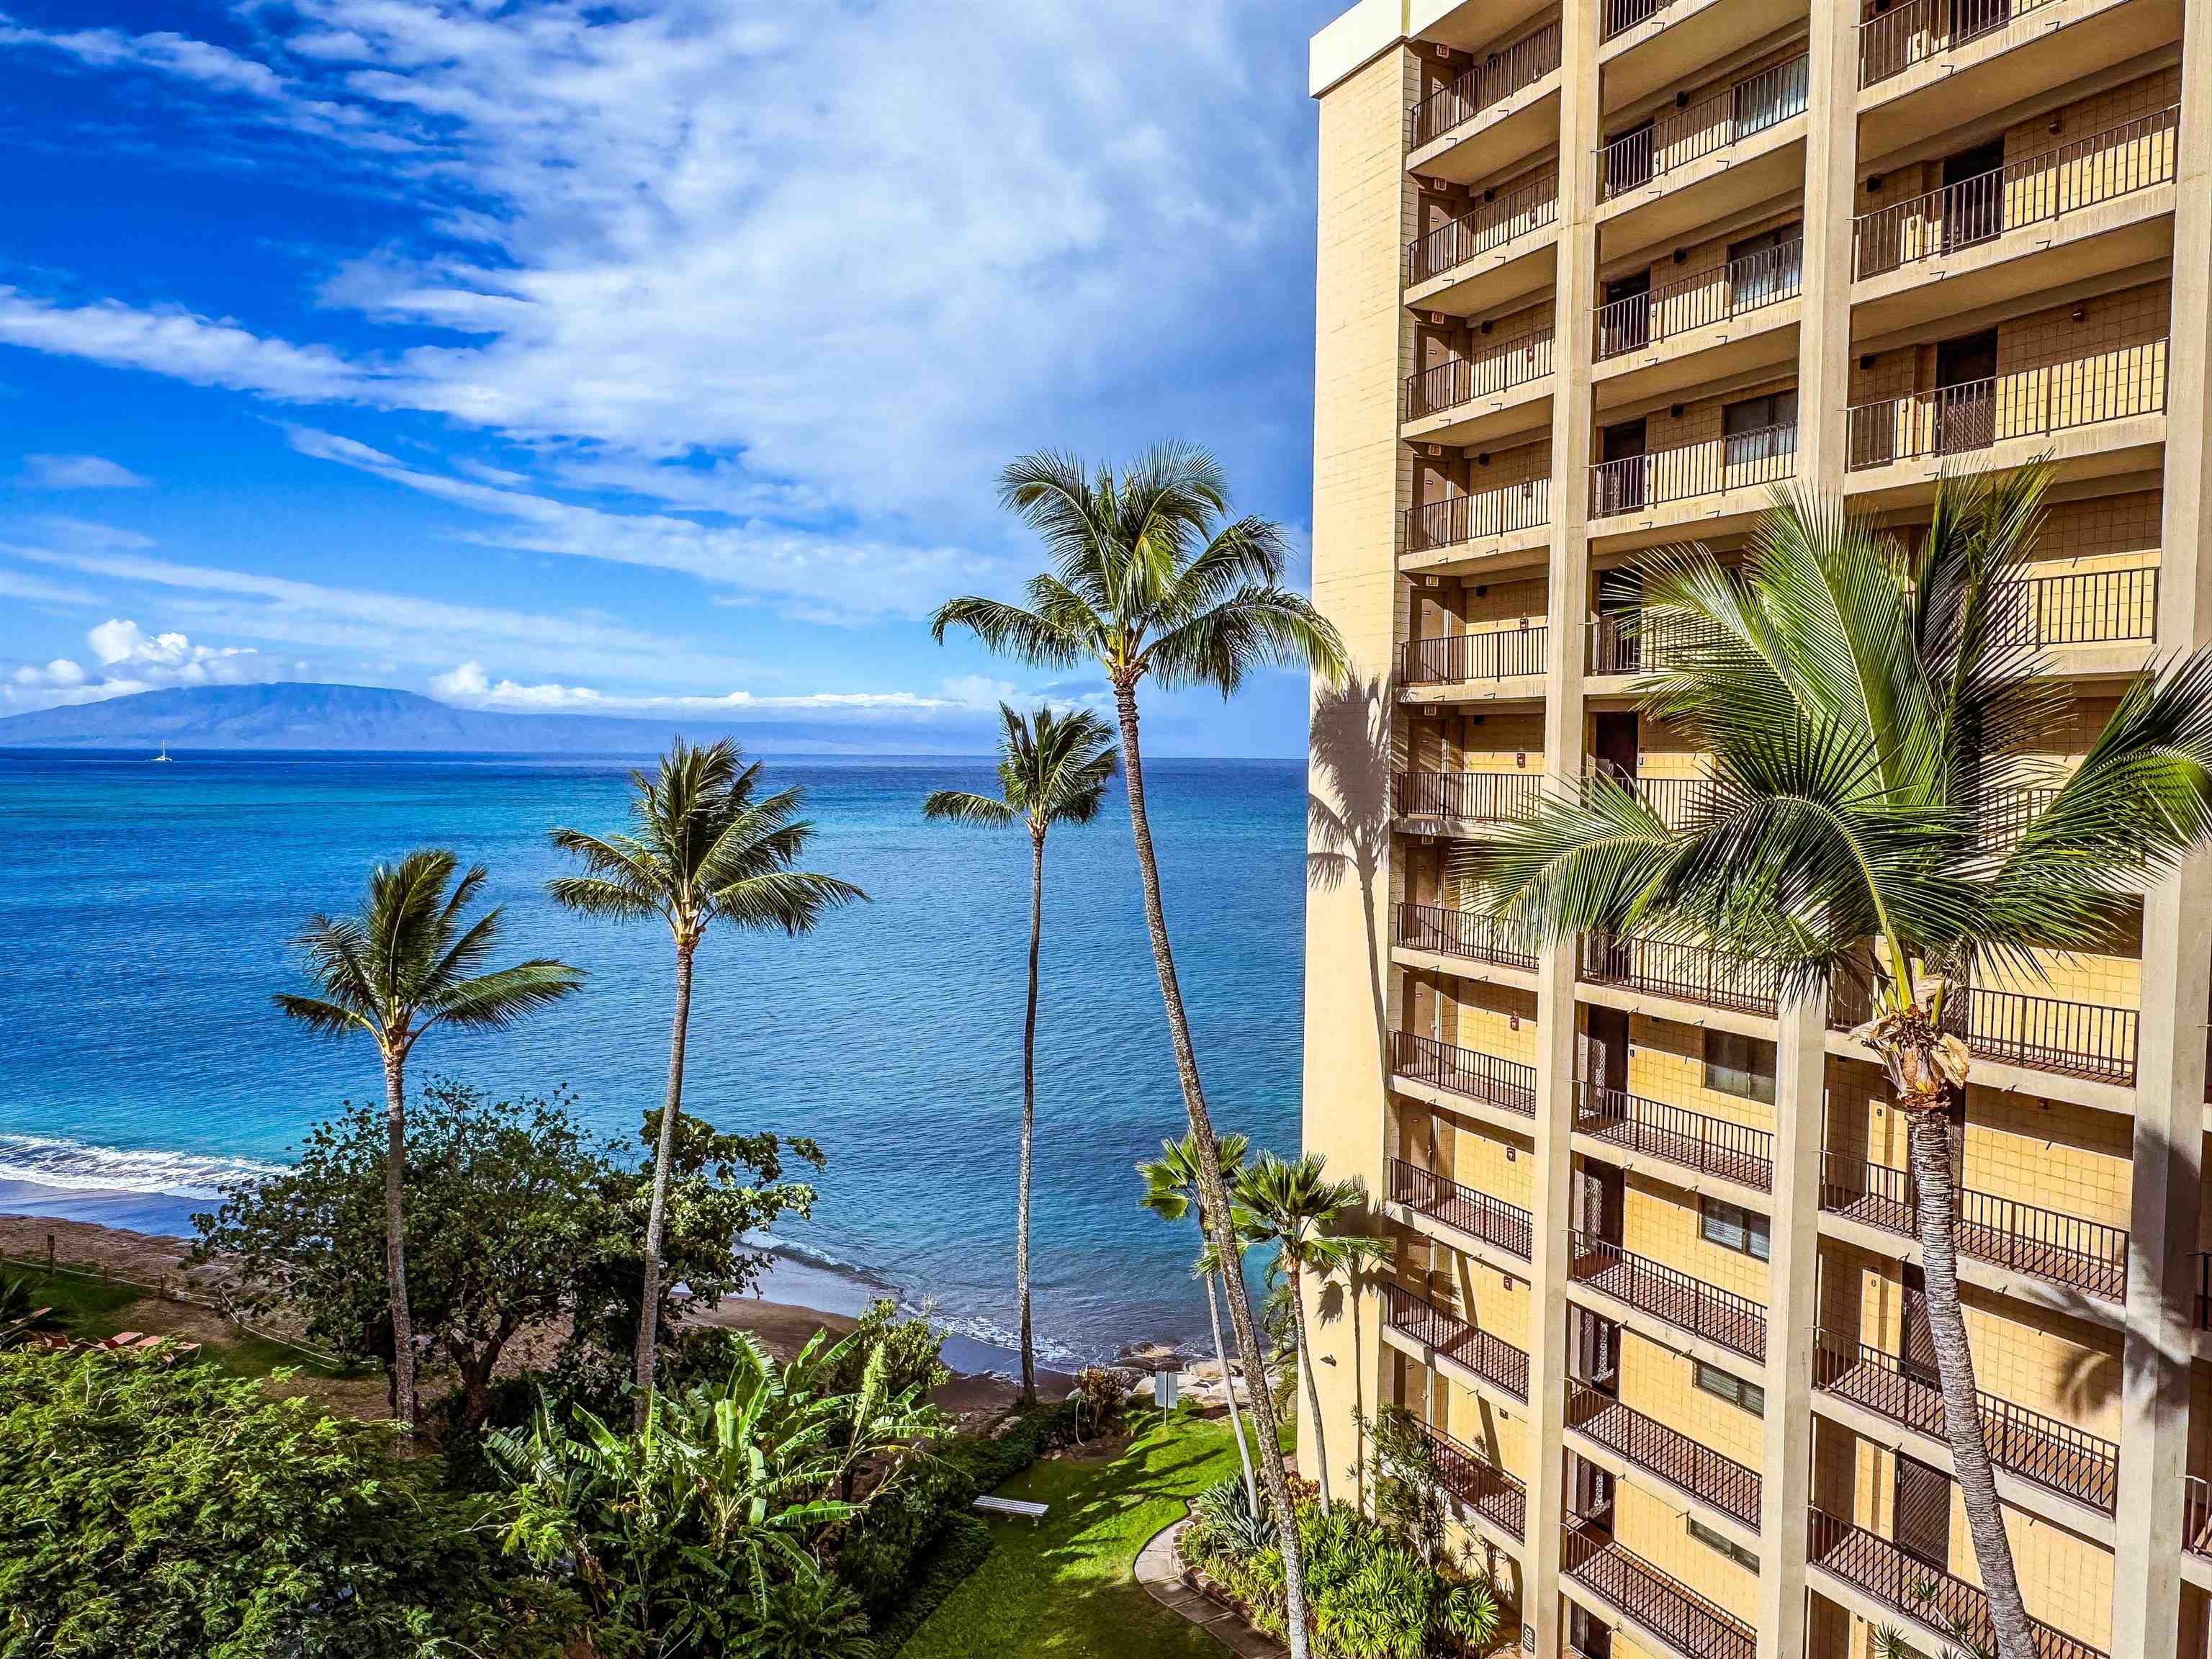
[1146,586,1348,696]
[921,790,1020,828]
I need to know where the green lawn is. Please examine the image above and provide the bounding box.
[902,1407,1256,1659]
[4,1265,354,1380]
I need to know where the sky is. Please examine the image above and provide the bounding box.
[0,0,1350,755]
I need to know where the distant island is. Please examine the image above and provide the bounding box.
[0,683,992,755]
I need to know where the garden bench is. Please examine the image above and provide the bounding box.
[972,1495,1049,1526]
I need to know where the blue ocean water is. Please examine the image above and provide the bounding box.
[0,750,1305,1364]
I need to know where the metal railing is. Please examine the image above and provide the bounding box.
[1407,174,1560,285]
[2187,1475,2212,1559]
[1568,1232,1768,1360]
[1395,903,1540,972]
[1587,611,1718,675]
[1580,932,1782,1016]
[1807,1507,2105,1659]
[1594,238,1803,361]
[1393,769,1545,824]
[1856,107,2180,279]
[1828,974,2139,1084]
[1630,774,1719,828]
[1812,1329,2118,1511]
[1410,22,1565,148]
[1995,565,2159,648]
[1598,55,1809,202]
[1591,421,1798,517]
[1845,339,2169,472]
[1392,1030,1539,1118]
[1819,1154,2128,1302]
[1567,1380,1763,1527]
[1562,1524,1758,1659]
[1403,477,1551,552]
[1600,0,1681,43]
[1406,331,1555,418]
[1401,624,1548,685]
[1413,1416,1528,1539]
[1859,0,2067,89]
[1575,1082,1775,1191]
[1392,1159,1533,1260]
[1381,1280,1531,1400]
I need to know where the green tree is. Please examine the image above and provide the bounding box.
[549,739,866,1422]
[934,443,1346,1659]
[1232,1151,1388,1514]
[924,703,1117,1402]
[1475,465,2212,1659]
[272,850,583,1429]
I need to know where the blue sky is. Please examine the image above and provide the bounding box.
[0,0,1346,755]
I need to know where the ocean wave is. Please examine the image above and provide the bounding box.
[0,1135,285,1200]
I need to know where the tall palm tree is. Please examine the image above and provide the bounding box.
[549,740,866,1421]
[274,849,583,1429]
[1233,1151,1389,1514]
[1473,464,2212,1659]
[1138,1129,1262,1515]
[935,444,1346,1659]
[924,703,1118,1403]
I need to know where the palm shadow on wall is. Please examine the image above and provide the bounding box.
[1308,674,1397,1097]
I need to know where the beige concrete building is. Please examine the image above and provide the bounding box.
[1300,1,2212,1655]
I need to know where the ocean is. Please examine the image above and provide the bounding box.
[0,749,1306,1368]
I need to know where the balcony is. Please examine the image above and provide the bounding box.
[1998,564,2159,653]
[1579,932,1781,1017]
[1596,55,1808,246]
[1844,340,2167,478]
[1405,331,1555,431]
[1859,0,2063,86]
[1409,21,1563,152]
[1393,769,1544,826]
[1829,974,2139,1085]
[1820,1154,2127,1303]
[1568,1233,1768,1362]
[1395,903,1539,974]
[1812,1329,2118,1512]
[1380,1280,1531,1401]
[1575,1082,1774,1192]
[1391,1158,1533,1261]
[1393,1030,1539,1119]
[1405,174,1560,306]
[1589,422,1797,525]
[1403,479,1551,565]
[2188,1476,2212,1559]
[1593,238,1802,369]
[1587,612,1712,677]
[1566,1380,1762,1527]
[1562,1524,1757,1659]
[1401,625,1548,688]
[1807,1508,2105,1659]
[1413,1416,1527,1540]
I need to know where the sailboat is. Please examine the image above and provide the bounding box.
[150,742,174,763]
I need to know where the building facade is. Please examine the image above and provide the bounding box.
[1299,1,2212,1655]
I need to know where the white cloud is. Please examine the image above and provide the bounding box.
[0,14,286,98]
[427,660,1005,721]
[12,657,84,687]
[17,454,149,489]
[0,616,271,711]
[430,660,602,709]
[0,290,387,403]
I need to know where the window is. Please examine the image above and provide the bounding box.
[1727,222,1802,309]
[1693,1359,1766,1417]
[1702,1029,1776,1104]
[1688,1516,1760,1573]
[1701,1197,1771,1261]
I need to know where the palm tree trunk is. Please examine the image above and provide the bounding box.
[1018,830,1044,1405]
[634,938,694,1426]
[379,1048,417,1431]
[1287,1264,1331,1514]
[1207,1267,1259,1514]
[1905,1106,2037,1659]
[1112,683,1313,1659]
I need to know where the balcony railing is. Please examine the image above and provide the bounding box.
[1381,1280,1531,1400]
[1401,624,1548,685]
[2187,1475,2212,1559]
[1587,611,1718,675]
[1413,1416,1527,1539]
[1404,478,1551,553]
[1591,422,1797,517]
[1829,974,2139,1084]
[1410,22,1565,148]
[1580,932,1781,1017]
[1407,174,1560,285]
[1594,238,1803,361]
[1395,903,1540,972]
[1575,1082,1775,1191]
[1859,0,2067,89]
[1562,1524,1758,1659]
[1567,1380,1763,1527]
[1855,106,2180,279]
[1995,565,2159,649]
[1845,340,2168,472]
[1393,769,1544,824]
[1819,1154,2127,1302]
[1393,1030,1539,1118]
[1812,1330,2118,1512]
[1807,1508,2105,1659]
[1568,1232,1768,1361]
[1598,55,1809,202]
[1406,331,1556,419]
[1392,1159,1533,1260]
[1601,0,1685,44]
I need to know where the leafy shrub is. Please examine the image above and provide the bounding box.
[1191,1475,1277,1560]
[864,1513,994,1655]
[1442,1576,1503,1653]
[1074,1365,1130,1431]
[730,1569,878,1659]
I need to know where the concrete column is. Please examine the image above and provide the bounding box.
[1524,6,1603,1655]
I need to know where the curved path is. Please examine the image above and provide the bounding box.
[1132,1514,1289,1659]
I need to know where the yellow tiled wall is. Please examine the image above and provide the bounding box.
[1621,1170,1771,1305]
[1626,1013,1780,1136]
[1611,1478,1760,1626]
[1617,1326,1766,1466]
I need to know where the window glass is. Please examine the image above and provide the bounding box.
[1688,1516,1759,1573]
[1702,1029,1776,1104]
[1701,1197,1772,1261]
[1693,1359,1766,1417]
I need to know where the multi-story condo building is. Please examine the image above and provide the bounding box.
[1299,2,2212,1657]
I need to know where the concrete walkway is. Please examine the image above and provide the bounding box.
[1133,1514,1289,1659]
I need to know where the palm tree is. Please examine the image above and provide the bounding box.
[1138,1130,1262,1514]
[1233,1151,1389,1514]
[935,444,1346,1659]
[1473,464,2212,1659]
[274,850,582,1429]
[549,740,866,1421]
[924,703,1117,1404]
